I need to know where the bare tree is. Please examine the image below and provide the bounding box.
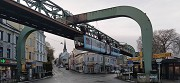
[171,35,180,57]
[43,42,55,76]
[137,29,180,55]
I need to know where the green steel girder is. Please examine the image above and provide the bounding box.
[16,26,36,81]
[67,6,153,74]
[16,0,71,19]
[125,44,136,57]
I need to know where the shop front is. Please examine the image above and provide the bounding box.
[0,58,17,82]
[161,58,180,80]
[86,63,95,73]
[33,61,44,79]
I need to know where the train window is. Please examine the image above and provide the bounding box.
[114,49,116,53]
[74,37,84,48]
[86,37,91,45]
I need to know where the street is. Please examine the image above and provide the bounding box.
[33,65,128,83]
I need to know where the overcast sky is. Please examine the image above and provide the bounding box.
[44,0,180,58]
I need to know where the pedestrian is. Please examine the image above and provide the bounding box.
[2,72,6,81]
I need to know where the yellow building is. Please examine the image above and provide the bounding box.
[25,32,36,62]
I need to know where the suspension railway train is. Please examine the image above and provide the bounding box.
[74,35,120,57]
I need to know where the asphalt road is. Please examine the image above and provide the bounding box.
[33,65,129,83]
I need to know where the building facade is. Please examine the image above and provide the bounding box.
[0,18,19,81]
[69,49,81,70]
[34,30,47,78]
[69,49,118,74]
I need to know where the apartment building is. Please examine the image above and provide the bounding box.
[69,49,118,74]
[0,18,19,81]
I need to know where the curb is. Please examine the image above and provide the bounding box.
[115,77,136,83]
[18,76,52,83]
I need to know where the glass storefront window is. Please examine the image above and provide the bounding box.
[169,66,174,79]
[7,49,11,58]
[0,30,3,40]
[0,66,12,80]
[175,66,180,75]
[162,66,165,74]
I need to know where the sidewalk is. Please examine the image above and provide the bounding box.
[0,79,17,83]
[116,75,180,83]
[18,76,52,83]
[161,79,180,83]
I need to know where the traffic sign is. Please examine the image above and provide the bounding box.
[127,60,133,67]
[153,53,171,59]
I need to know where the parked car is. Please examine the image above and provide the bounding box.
[110,70,115,74]
[110,70,120,74]
[115,70,120,74]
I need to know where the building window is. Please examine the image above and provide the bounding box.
[7,49,10,58]
[0,30,3,40]
[15,47,16,59]
[7,33,11,43]
[43,56,45,61]
[0,47,3,57]
[41,55,42,61]
[37,42,39,49]
[40,44,42,52]
[92,57,94,61]
[0,18,2,23]
[16,36,18,44]
[29,52,31,60]
[87,57,89,61]
[101,57,103,61]
[29,38,32,46]
[37,54,39,61]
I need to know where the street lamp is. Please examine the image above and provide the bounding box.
[156,58,162,83]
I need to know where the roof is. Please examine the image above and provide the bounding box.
[0,20,20,33]
[161,58,180,63]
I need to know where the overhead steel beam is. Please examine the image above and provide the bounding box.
[0,0,83,40]
[67,6,153,75]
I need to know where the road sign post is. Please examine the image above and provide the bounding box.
[156,59,162,83]
[127,61,133,81]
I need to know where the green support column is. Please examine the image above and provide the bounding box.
[16,26,36,81]
[67,6,153,75]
